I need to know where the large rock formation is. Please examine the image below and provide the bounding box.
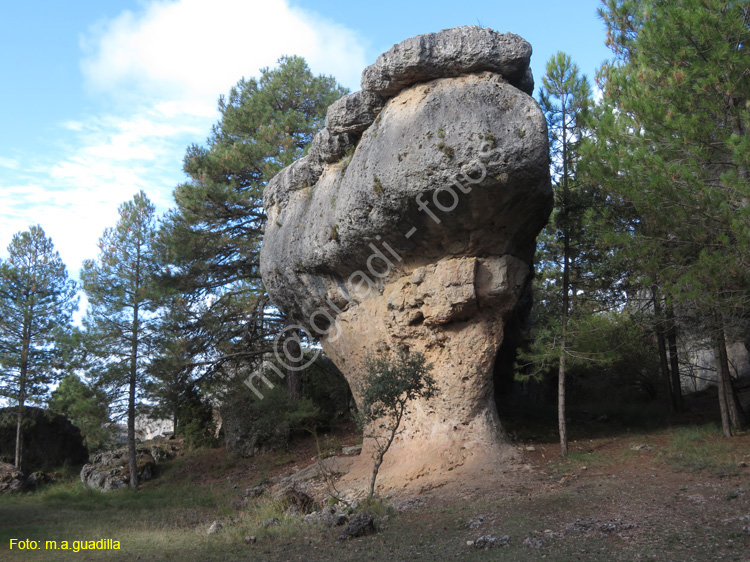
[0,407,88,472]
[260,26,552,488]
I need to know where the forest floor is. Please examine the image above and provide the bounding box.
[1,399,749,562]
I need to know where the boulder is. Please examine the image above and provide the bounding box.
[339,513,376,540]
[25,471,50,490]
[80,442,177,491]
[260,27,551,488]
[0,462,25,494]
[0,407,88,472]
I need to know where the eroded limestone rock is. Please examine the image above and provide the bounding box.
[260,26,552,488]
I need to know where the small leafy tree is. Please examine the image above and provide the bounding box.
[357,350,437,499]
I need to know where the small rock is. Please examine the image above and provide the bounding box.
[631,444,653,452]
[687,494,707,505]
[263,517,280,528]
[25,471,50,490]
[339,513,375,539]
[473,534,510,549]
[525,446,536,452]
[277,487,315,514]
[243,485,267,500]
[523,537,545,548]
[207,521,222,535]
[341,445,363,456]
[467,515,487,529]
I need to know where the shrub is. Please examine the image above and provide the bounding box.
[357,349,437,498]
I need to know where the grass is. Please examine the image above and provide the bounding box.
[661,424,742,476]
[0,476,234,561]
[549,450,608,475]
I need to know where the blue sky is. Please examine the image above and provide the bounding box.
[0,0,611,278]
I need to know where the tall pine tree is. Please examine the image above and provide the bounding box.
[158,56,347,396]
[81,191,161,488]
[530,52,593,456]
[0,226,77,470]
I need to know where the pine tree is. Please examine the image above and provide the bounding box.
[0,226,77,470]
[49,374,113,453]
[591,0,750,435]
[159,56,347,391]
[81,191,161,488]
[536,52,593,456]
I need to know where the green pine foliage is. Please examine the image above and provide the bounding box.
[588,0,750,434]
[157,56,348,379]
[80,191,161,487]
[0,226,77,468]
[590,0,750,318]
[49,374,115,454]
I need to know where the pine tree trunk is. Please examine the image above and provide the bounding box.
[651,287,674,410]
[558,101,570,459]
[715,323,745,431]
[713,313,734,437]
[15,316,31,470]
[558,236,570,457]
[285,326,302,402]
[558,343,568,457]
[665,302,683,413]
[128,372,138,489]
[14,398,24,471]
[128,253,141,491]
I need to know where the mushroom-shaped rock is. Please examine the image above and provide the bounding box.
[260,26,552,489]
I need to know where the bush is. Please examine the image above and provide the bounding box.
[357,349,437,498]
[175,386,217,449]
[220,376,319,458]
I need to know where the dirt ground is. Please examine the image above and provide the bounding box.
[2,414,749,561]
[159,416,750,562]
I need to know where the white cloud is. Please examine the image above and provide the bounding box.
[80,0,367,113]
[0,0,367,282]
[0,157,20,169]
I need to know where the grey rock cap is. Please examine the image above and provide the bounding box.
[361,26,533,98]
